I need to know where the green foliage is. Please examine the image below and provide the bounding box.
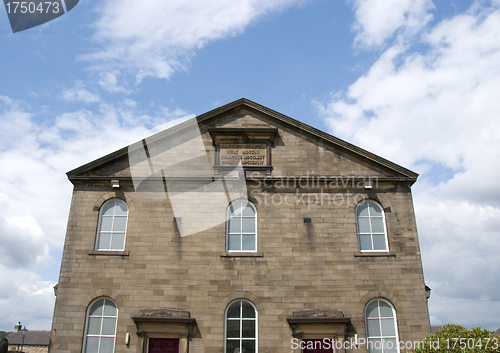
[411,324,499,353]
[0,333,7,340]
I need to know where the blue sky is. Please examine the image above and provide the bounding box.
[1,0,500,332]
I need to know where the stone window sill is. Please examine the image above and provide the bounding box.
[88,250,130,256]
[220,252,263,258]
[354,251,396,258]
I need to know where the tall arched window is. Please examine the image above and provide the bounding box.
[356,201,388,251]
[226,201,257,252]
[96,199,128,251]
[225,300,257,353]
[83,298,118,353]
[365,299,399,353]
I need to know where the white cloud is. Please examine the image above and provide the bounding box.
[0,213,50,269]
[351,0,434,48]
[0,96,33,149]
[98,70,131,94]
[0,266,56,331]
[415,183,500,327]
[318,2,500,181]
[317,1,500,329]
[82,0,302,81]
[61,81,100,103]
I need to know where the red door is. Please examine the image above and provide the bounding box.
[302,339,334,353]
[148,338,179,353]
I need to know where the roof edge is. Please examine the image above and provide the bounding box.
[67,98,418,180]
[197,98,418,179]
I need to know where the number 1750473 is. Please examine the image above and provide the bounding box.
[5,2,61,14]
[444,337,499,350]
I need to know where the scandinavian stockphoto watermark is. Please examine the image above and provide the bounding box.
[3,0,79,33]
[291,337,499,351]
[248,172,378,190]
[247,172,378,210]
[291,338,423,351]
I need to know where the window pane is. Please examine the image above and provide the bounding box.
[99,337,114,353]
[367,319,381,337]
[103,300,117,317]
[88,317,102,335]
[229,218,241,233]
[226,300,256,353]
[372,234,387,251]
[114,201,127,216]
[226,320,240,338]
[89,300,104,316]
[100,217,113,231]
[110,233,125,250]
[101,318,116,335]
[86,299,117,353]
[371,218,385,233]
[227,302,240,318]
[226,340,239,353]
[380,318,395,337]
[241,320,255,338]
[231,204,243,216]
[379,302,393,318]
[366,301,379,318]
[242,218,255,233]
[101,202,115,216]
[242,234,256,251]
[86,337,99,353]
[242,205,255,217]
[242,340,256,353]
[368,338,382,353]
[359,234,372,251]
[241,301,255,318]
[98,233,111,250]
[383,339,398,353]
[113,217,127,232]
[369,202,382,216]
[228,234,241,251]
[357,202,369,217]
[358,218,371,233]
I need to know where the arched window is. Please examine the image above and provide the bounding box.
[365,299,399,353]
[356,201,388,251]
[83,298,118,353]
[96,199,128,251]
[225,300,257,353]
[226,201,257,252]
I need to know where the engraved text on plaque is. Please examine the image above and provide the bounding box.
[219,143,267,167]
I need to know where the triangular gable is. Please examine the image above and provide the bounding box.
[67,98,418,182]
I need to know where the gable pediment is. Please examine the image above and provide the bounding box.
[67,98,417,183]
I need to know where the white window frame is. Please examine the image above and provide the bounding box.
[224,300,258,353]
[365,299,400,353]
[356,200,389,252]
[96,199,129,251]
[226,201,257,252]
[82,297,118,353]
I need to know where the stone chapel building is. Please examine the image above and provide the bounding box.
[49,99,430,353]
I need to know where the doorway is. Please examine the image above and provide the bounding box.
[148,338,179,353]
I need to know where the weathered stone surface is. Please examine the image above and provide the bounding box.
[291,310,345,319]
[135,308,191,318]
[50,100,430,353]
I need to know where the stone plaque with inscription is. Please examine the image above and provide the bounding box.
[219,143,267,167]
